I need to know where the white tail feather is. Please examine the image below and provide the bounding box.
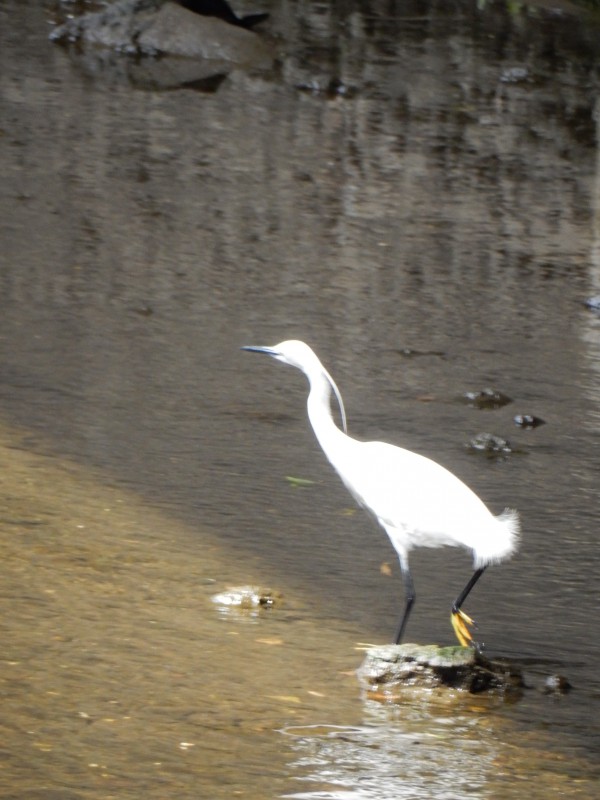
[474,508,520,568]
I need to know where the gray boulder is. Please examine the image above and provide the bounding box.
[51,0,273,65]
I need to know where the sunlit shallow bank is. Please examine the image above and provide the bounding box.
[0,418,357,797]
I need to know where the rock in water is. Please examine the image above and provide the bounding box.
[137,2,269,60]
[357,644,524,699]
[50,0,273,65]
[513,414,545,429]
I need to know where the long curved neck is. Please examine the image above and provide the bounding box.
[306,371,348,462]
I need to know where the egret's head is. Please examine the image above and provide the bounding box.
[241,340,321,372]
[242,340,347,433]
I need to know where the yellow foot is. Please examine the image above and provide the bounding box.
[451,608,476,647]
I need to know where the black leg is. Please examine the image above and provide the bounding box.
[394,566,415,644]
[452,566,486,615]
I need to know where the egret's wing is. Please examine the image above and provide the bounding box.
[333,440,494,546]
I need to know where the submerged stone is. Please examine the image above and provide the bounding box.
[357,644,524,699]
[466,432,513,455]
[500,66,529,84]
[211,585,281,609]
[463,388,512,409]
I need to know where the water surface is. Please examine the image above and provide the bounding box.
[1,0,600,797]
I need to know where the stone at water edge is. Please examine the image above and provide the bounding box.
[357,643,524,697]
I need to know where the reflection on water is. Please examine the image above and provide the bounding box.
[281,700,599,800]
[281,713,498,800]
[2,0,600,797]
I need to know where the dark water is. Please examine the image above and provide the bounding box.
[1,0,600,797]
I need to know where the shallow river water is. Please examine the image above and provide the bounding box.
[1,0,600,797]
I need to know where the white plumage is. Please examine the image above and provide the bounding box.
[243,339,519,646]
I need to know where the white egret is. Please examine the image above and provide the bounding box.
[242,340,520,646]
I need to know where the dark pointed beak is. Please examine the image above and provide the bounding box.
[241,345,278,357]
